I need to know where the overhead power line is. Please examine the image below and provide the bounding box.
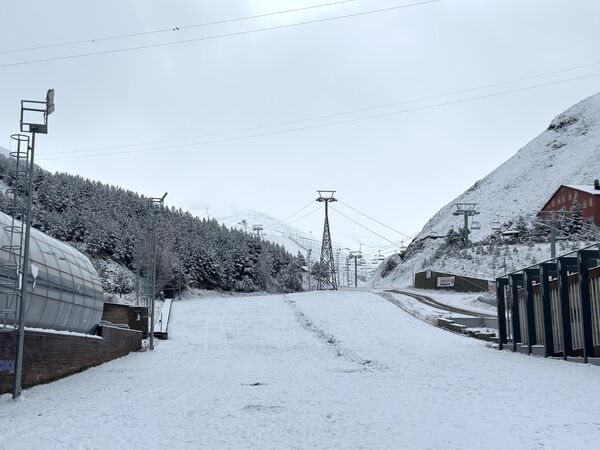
[0,1,355,56]
[330,205,400,247]
[271,201,316,226]
[42,59,600,157]
[0,1,440,68]
[338,200,413,239]
[282,205,323,226]
[37,70,600,162]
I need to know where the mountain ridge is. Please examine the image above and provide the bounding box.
[372,91,600,287]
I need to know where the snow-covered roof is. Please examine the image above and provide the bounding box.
[564,185,600,196]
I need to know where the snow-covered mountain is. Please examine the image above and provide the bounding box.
[372,91,600,287]
[214,208,321,257]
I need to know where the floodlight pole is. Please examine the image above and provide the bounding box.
[12,132,35,400]
[148,192,167,351]
[13,89,54,399]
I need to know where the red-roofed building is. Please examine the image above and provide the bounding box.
[538,181,600,226]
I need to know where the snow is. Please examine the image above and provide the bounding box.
[23,326,102,339]
[403,287,497,316]
[372,91,600,288]
[565,184,600,196]
[2,290,600,449]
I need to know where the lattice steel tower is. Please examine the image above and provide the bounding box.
[316,190,337,290]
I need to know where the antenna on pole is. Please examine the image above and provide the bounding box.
[316,190,337,290]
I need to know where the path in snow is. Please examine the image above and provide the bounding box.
[1,290,600,449]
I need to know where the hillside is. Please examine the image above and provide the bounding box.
[0,159,305,296]
[372,91,600,287]
[216,208,320,256]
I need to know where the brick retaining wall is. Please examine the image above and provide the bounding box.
[0,325,141,394]
[102,303,149,338]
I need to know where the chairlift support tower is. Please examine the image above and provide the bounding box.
[349,250,363,287]
[252,224,263,238]
[316,190,337,290]
[453,203,480,248]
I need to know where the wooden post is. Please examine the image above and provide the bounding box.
[523,269,539,354]
[496,278,509,349]
[557,257,577,360]
[509,274,523,352]
[578,249,598,362]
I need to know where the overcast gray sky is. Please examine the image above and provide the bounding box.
[1,0,599,252]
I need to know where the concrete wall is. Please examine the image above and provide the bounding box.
[0,325,141,394]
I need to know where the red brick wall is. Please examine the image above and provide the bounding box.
[0,325,141,394]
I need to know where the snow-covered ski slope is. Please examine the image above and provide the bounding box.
[373,91,600,286]
[2,291,600,449]
[216,207,321,256]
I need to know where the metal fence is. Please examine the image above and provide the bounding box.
[496,244,600,362]
[549,282,563,354]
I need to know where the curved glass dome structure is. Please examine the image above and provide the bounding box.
[0,212,104,334]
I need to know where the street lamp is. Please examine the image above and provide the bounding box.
[13,89,55,399]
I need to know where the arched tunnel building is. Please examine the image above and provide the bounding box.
[0,212,104,334]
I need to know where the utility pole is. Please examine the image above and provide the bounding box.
[336,248,341,287]
[11,89,55,399]
[452,203,480,248]
[349,251,362,288]
[537,213,563,259]
[345,258,351,287]
[145,193,167,351]
[316,190,337,290]
[307,248,312,291]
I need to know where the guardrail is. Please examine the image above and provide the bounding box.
[496,243,600,363]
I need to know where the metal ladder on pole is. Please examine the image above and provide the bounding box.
[0,134,29,329]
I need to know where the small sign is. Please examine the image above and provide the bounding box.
[31,263,39,279]
[437,276,455,288]
[426,270,432,279]
[0,359,15,373]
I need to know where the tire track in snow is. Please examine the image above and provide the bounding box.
[283,295,387,371]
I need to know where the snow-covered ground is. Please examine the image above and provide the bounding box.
[2,291,600,449]
[375,288,496,323]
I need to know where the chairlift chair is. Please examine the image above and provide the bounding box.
[471,221,481,230]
